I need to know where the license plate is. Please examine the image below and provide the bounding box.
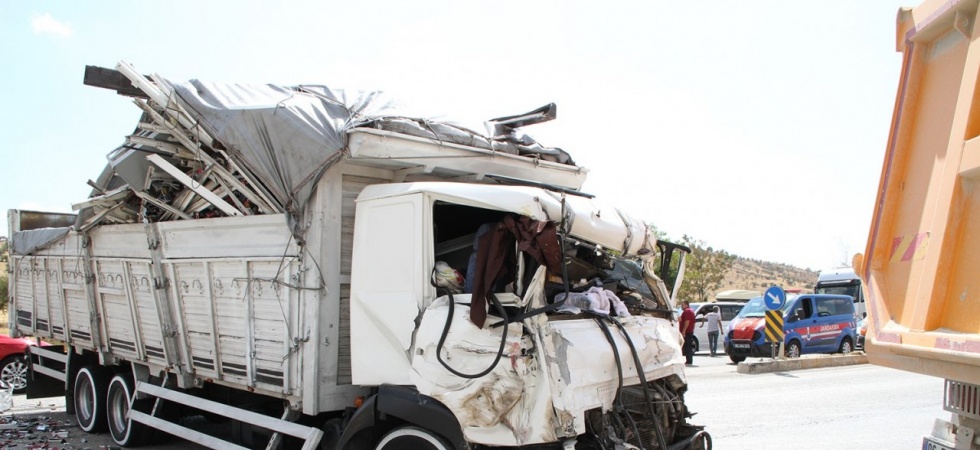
[733,342,750,349]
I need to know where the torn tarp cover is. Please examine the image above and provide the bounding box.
[11,227,71,255]
[171,81,402,219]
[169,80,575,231]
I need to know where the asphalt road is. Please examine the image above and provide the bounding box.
[0,355,948,449]
[0,395,207,450]
[682,353,947,449]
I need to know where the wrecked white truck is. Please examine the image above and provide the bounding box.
[8,61,709,449]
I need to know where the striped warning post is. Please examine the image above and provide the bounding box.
[765,310,784,343]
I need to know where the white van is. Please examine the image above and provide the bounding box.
[683,302,744,355]
[814,268,865,318]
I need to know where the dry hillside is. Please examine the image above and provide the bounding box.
[712,256,818,300]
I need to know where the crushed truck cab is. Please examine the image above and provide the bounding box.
[348,182,691,446]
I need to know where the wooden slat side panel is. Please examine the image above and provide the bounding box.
[12,257,35,335]
[172,262,219,378]
[65,288,92,345]
[210,261,249,385]
[44,259,66,340]
[61,257,92,346]
[337,284,351,385]
[249,261,289,392]
[95,260,139,359]
[32,259,50,334]
[341,176,386,273]
[128,262,167,365]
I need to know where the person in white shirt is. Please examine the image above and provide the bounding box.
[701,306,724,357]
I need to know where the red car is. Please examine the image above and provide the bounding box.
[0,335,49,394]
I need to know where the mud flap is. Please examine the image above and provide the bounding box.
[26,346,68,400]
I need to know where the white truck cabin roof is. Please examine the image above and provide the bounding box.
[356,182,649,257]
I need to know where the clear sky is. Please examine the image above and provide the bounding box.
[0,1,911,270]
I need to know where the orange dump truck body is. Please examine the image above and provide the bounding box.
[861,0,980,446]
[862,0,980,385]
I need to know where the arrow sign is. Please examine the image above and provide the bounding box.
[764,286,786,310]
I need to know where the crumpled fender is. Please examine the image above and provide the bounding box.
[335,385,466,450]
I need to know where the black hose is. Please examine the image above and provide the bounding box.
[610,318,670,450]
[435,290,510,379]
[591,317,625,398]
[585,412,610,450]
[651,381,678,439]
[608,411,629,447]
[590,314,645,450]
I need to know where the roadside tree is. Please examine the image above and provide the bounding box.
[678,235,735,303]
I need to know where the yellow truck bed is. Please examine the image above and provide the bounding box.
[861,0,980,387]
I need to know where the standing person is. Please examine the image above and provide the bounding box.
[679,301,696,365]
[701,306,723,357]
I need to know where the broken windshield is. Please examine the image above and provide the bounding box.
[605,256,669,312]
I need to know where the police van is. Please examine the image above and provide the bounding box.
[723,294,858,363]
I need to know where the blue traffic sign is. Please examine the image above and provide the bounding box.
[764,286,786,310]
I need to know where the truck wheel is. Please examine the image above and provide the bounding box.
[107,374,154,446]
[839,338,853,354]
[74,366,109,432]
[0,355,29,394]
[320,417,343,450]
[786,341,802,358]
[375,426,451,450]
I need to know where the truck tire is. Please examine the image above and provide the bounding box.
[0,355,29,394]
[320,417,343,450]
[74,366,110,433]
[107,373,154,446]
[375,426,452,450]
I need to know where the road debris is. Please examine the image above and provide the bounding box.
[0,414,83,450]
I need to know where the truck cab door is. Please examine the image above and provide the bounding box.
[349,192,429,386]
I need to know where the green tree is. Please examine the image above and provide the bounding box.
[678,235,736,303]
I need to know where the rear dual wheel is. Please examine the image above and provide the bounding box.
[74,366,109,433]
[74,366,157,446]
[107,373,155,447]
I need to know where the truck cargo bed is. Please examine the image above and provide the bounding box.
[863,0,980,386]
[11,214,310,399]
